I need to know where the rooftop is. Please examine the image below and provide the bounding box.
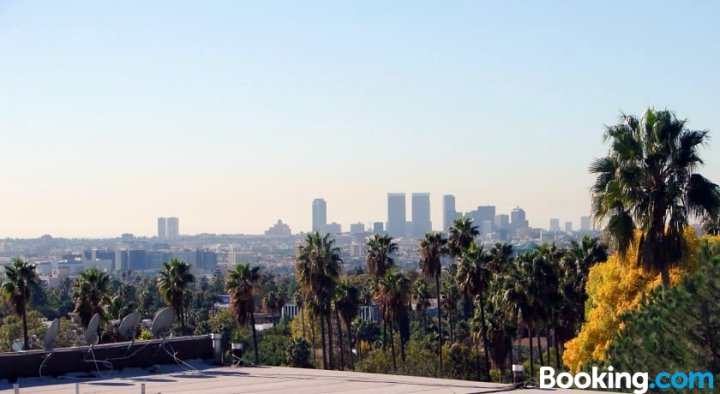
[1,363,614,394]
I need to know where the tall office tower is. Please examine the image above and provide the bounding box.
[167,217,179,240]
[387,193,407,238]
[350,222,365,234]
[510,207,529,230]
[411,193,432,238]
[442,195,459,231]
[466,205,496,235]
[549,218,560,232]
[157,217,167,241]
[494,214,510,230]
[580,216,592,231]
[564,221,573,234]
[312,198,327,233]
[373,222,384,234]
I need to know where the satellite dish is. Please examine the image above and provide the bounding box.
[84,313,101,345]
[118,312,141,341]
[11,341,24,352]
[44,319,60,350]
[151,307,175,338]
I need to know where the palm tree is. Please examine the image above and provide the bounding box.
[375,270,411,371]
[419,231,448,373]
[295,232,341,370]
[489,242,513,274]
[455,242,491,379]
[226,263,261,364]
[590,109,720,289]
[1,258,38,349]
[366,234,398,278]
[448,217,479,259]
[702,213,719,235]
[334,281,360,369]
[412,279,431,334]
[157,258,195,333]
[73,268,112,329]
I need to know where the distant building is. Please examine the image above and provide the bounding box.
[372,222,384,234]
[325,222,342,234]
[312,198,327,233]
[350,222,365,234]
[580,216,592,231]
[281,304,300,320]
[359,304,381,322]
[387,193,406,238]
[411,193,432,238]
[167,217,179,240]
[157,218,167,241]
[549,218,560,232]
[494,214,510,230]
[564,221,573,234]
[442,195,459,231]
[467,206,495,235]
[265,220,292,236]
[510,207,529,231]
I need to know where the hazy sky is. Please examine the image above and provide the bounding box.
[1,1,719,238]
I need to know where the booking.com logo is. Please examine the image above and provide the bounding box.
[539,366,714,393]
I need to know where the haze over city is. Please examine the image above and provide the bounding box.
[2,1,719,238]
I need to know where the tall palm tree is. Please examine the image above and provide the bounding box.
[590,109,720,289]
[1,258,38,349]
[448,217,479,259]
[412,279,431,334]
[366,234,398,278]
[489,242,513,274]
[226,263,261,364]
[157,258,195,333]
[375,270,411,371]
[295,232,341,370]
[419,231,448,373]
[73,268,112,329]
[334,281,360,369]
[455,242,491,379]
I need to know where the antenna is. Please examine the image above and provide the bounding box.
[44,319,60,350]
[151,307,175,338]
[118,312,141,341]
[84,313,101,345]
[11,341,23,352]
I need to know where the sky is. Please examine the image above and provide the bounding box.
[1,1,719,238]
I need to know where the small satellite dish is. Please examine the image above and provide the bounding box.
[118,312,141,341]
[11,341,24,352]
[84,313,101,345]
[44,319,60,350]
[151,307,175,338]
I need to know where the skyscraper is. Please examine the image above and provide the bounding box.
[549,218,560,232]
[157,217,167,241]
[411,193,432,238]
[387,193,406,238]
[312,198,327,233]
[442,195,458,231]
[580,216,592,232]
[510,207,529,230]
[167,217,179,240]
[564,221,573,234]
[466,206,496,235]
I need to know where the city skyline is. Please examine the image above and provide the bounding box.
[1,1,719,238]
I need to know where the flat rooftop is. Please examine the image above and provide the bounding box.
[1,364,612,393]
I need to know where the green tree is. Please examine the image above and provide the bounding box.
[226,263,261,364]
[334,280,360,369]
[286,337,313,368]
[157,258,195,333]
[375,270,411,371]
[448,217,479,259]
[590,109,720,289]
[1,258,38,349]
[72,268,112,329]
[419,232,448,373]
[412,279,431,334]
[366,234,398,278]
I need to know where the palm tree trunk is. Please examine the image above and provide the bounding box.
[326,312,334,370]
[661,267,670,291]
[250,311,259,364]
[536,330,544,366]
[546,330,551,367]
[22,306,29,350]
[554,329,561,370]
[335,309,344,370]
[448,311,454,343]
[382,319,387,350]
[310,312,317,365]
[301,307,306,338]
[319,313,328,369]
[528,326,535,377]
[345,320,354,369]
[389,324,397,372]
[478,292,490,380]
[435,274,443,374]
[400,327,406,371]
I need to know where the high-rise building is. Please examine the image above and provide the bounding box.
[510,207,529,230]
[372,222,384,234]
[549,218,560,232]
[325,222,342,234]
[157,217,167,241]
[494,214,510,230]
[350,222,365,234]
[580,216,592,232]
[167,217,179,240]
[312,198,327,233]
[387,193,407,238]
[442,195,458,231]
[467,206,496,235]
[411,193,432,238]
[564,221,573,234]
